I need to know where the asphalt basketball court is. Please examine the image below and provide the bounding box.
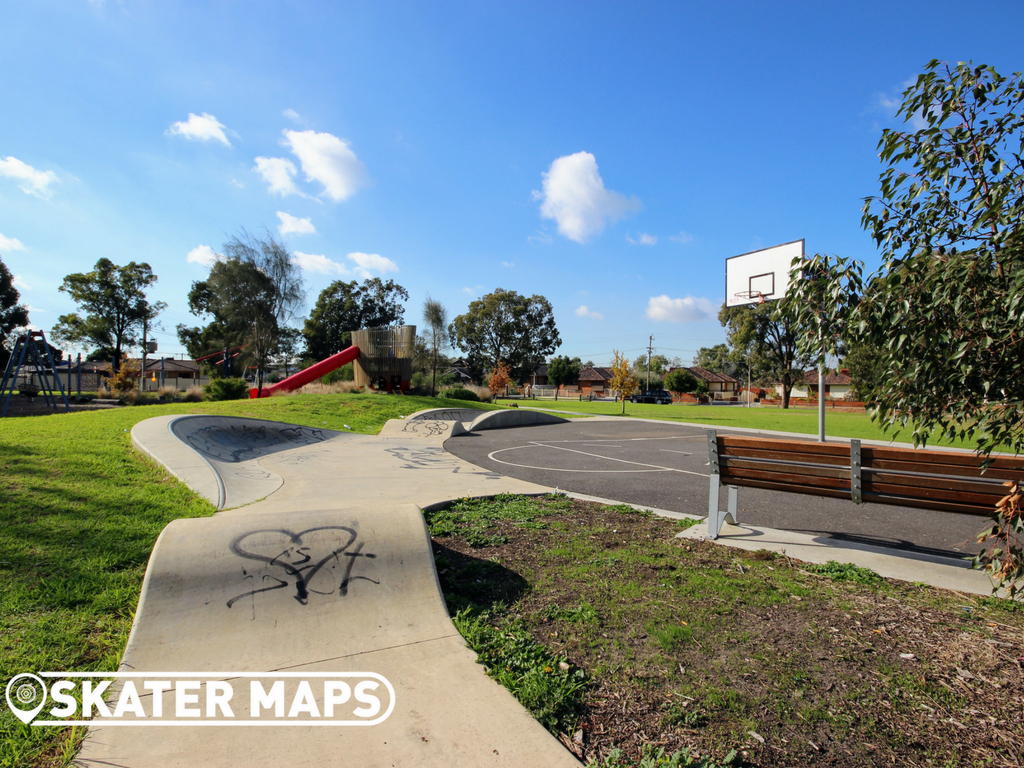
[445,417,987,560]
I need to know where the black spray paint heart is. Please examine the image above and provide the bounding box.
[227,526,378,609]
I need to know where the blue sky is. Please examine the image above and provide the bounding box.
[2,1,1022,367]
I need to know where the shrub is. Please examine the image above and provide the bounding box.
[181,385,204,402]
[439,387,480,402]
[321,362,354,384]
[294,381,363,395]
[204,377,250,401]
[108,359,140,395]
[410,371,428,394]
[157,385,179,399]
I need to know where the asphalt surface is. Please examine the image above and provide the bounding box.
[445,418,987,560]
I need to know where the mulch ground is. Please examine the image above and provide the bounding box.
[432,497,1024,767]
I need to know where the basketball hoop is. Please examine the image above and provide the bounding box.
[733,290,766,304]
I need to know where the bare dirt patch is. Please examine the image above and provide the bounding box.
[430,495,1024,767]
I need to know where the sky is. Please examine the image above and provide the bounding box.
[1,1,1022,368]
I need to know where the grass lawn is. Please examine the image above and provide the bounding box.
[513,400,987,450]
[428,495,1024,768]
[0,393,495,768]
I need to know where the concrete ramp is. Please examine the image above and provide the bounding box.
[77,414,577,767]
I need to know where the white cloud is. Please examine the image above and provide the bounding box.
[186,244,225,267]
[669,230,694,244]
[167,112,232,146]
[283,129,367,202]
[26,305,44,314]
[501,261,514,268]
[290,251,398,278]
[627,233,657,245]
[645,295,716,323]
[528,230,553,246]
[276,211,316,236]
[0,232,26,252]
[347,252,397,278]
[575,305,604,320]
[0,156,59,198]
[462,284,484,295]
[535,151,641,243]
[282,108,302,123]
[13,276,30,290]
[292,251,351,276]
[254,156,300,197]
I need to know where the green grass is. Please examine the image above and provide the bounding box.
[519,400,985,449]
[432,494,1024,766]
[452,609,587,734]
[0,393,495,768]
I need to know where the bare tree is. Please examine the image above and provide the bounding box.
[222,229,305,395]
[423,296,448,396]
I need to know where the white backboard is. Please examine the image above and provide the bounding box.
[725,239,804,307]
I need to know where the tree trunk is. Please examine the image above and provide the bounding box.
[781,374,792,409]
[430,345,438,397]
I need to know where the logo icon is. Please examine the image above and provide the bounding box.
[6,673,47,724]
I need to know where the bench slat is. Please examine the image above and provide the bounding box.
[720,465,851,491]
[720,457,850,480]
[863,445,1024,472]
[865,470,1008,497]
[864,479,1002,509]
[863,457,1024,482]
[719,445,852,467]
[861,491,994,517]
[718,436,850,457]
[719,476,853,501]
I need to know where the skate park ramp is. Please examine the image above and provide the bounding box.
[77,413,579,767]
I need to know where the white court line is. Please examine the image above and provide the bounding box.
[659,449,693,456]
[529,435,703,444]
[487,442,707,476]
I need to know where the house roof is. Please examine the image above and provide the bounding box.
[532,364,549,376]
[687,366,740,384]
[803,370,853,385]
[578,366,614,382]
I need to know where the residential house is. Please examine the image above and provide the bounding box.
[577,366,615,397]
[782,369,854,400]
[686,366,741,400]
[445,358,476,385]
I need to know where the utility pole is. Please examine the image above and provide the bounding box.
[646,335,654,389]
[141,312,148,393]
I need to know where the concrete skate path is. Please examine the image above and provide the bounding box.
[76,408,582,768]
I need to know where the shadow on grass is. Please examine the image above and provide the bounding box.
[431,540,529,614]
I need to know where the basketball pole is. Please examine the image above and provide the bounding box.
[818,315,826,442]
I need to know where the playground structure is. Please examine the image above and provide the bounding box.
[0,330,70,417]
[250,324,416,398]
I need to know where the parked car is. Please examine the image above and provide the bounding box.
[630,389,673,404]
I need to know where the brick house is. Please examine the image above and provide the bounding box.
[577,366,615,396]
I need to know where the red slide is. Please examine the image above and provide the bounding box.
[249,346,360,398]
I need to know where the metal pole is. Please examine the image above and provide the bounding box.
[818,317,826,442]
[646,335,654,389]
[141,314,148,392]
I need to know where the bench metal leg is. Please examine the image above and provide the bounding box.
[706,479,740,540]
[725,485,739,526]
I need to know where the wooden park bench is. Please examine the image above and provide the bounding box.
[704,429,1024,539]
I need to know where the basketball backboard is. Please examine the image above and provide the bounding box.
[725,239,804,307]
